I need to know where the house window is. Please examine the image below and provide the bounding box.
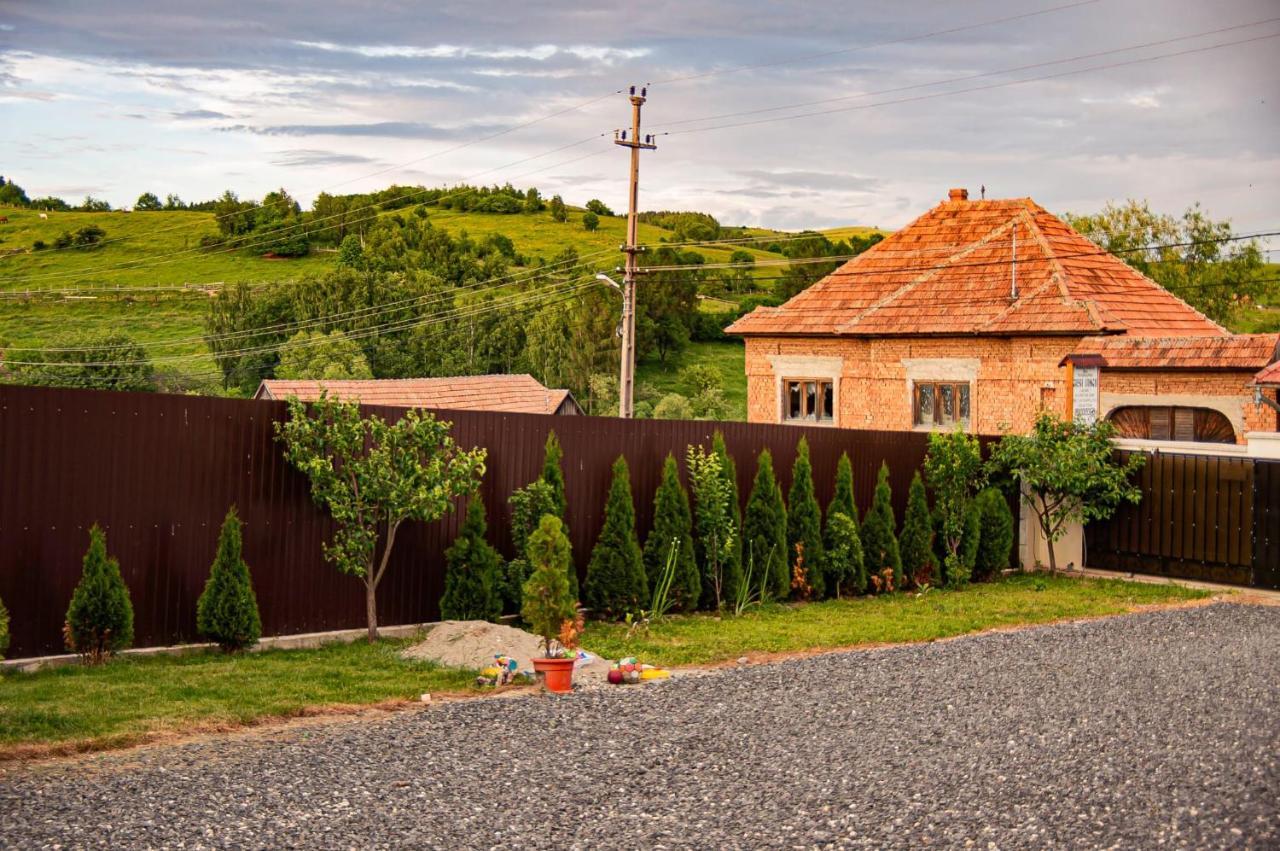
[783,378,834,423]
[913,381,971,429]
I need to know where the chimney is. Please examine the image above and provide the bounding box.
[948,187,969,202]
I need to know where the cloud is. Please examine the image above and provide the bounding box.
[736,169,882,193]
[270,148,380,167]
[220,120,506,139]
[171,108,231,120]
[291,40,648,63]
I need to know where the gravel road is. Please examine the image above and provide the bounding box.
[3,602,1277,850]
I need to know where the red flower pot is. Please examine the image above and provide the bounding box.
[531,656,575,693]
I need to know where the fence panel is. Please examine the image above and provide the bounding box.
[0,384,1009,659]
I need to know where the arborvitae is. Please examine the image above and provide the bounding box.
[440,498,503,622]
[708,431,743,607]
[742,449,789,600]
[583,456,647,618]
[823,512,866,597]
[196,506,262,651]
[65,524,134,661]
[541,430,567,524]
[860,463,903,588]
[0,593,9,660]
[953,502,982,587]
[827,452,858,527]
[786,437,824,598]
[642,454,700,611]
[504,479,566,611]
[973,488,1014,581]
[899,472,936,587]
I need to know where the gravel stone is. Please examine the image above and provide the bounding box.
[2,602,1277,849]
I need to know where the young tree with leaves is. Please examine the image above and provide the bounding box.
[860,463,903,587]
[65,525,134,662]
[899,472,936,587]
[742,448,789,600]
[583,456,647,618]
[973,488,1015,580]
[711,431,744,605]
[687,442,738,611]
[196,506,262,651]
[786,437,824,598]
[276,394,486,640]
[923,430,986,587]
[989,413,1144,572]
[642,454,700,611]
[823,512,865,598]
[440,498,503,622]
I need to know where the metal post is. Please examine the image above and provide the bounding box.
[613,86,656,418]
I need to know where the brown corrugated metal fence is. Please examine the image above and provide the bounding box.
[1,384,994,659]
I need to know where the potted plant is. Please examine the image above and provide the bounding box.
[521,515,580,693]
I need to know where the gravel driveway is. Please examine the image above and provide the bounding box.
[3,602,1277,849]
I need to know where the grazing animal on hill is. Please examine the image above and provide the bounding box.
[38,212,48,220]
[0,216,8,224]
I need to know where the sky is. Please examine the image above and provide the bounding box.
[1,0,1277,234]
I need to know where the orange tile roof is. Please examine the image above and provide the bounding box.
[256,374,579,415]
[1254,360,1280,386]
[728,192,1226,338]
[1062,334,1279,370]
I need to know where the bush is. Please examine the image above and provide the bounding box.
[582,211,599,231]
[541,430,567,525]
[642,454,700,611]
[823,512,865,597]
[712,432,743,606]
[583,456,647,618]
[585,199,613,216]
[786,437,824,599]
[974,488,1015,580]
[521,516,577,654]
[196,507,262,651]
[860,463,902,587]
[742,448,789,600]
[0,592,9,660]
[504,479,561,611]
[899,472,936,587]
[65,525,134,662]
[440,498,503,622]
[653,393,694,420]
[827,451,858,525]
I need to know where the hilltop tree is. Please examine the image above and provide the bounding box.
[134,192,163,211]
[440,498,503,622]
[899,472,935,587]
[861,463,903,587]
[582,211,599,232]
[642,454,700,611]
[65,525,134,663]
[548,195,567,223]
[585,199,613,216]
[277,395,486,640]
[583,456,647,618]
[786,437,823,598]
[0,177,30,207]
[196,506,262,651]
[742,448,789,600]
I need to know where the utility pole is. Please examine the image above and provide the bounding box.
[612,85,656,418]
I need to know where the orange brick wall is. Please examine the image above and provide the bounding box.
[744,335,1279,440]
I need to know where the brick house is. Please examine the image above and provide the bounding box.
[727,188,1279,445]
[254,374,583,416]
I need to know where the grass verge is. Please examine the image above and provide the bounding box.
[0,637,476,759]
[581,573,1210,667]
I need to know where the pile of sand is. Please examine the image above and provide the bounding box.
[400,620,611,681]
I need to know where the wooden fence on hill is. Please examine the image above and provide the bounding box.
[0,384,966,659]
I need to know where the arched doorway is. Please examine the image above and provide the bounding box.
[1107,405,1236,443]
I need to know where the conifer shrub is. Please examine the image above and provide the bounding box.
[899,472,936,588]
[504,479,564,611]
[860,463,902,589]
[0,593,9,660]
[786,437,824,599]
[743,448,789,601]
[642,454,700,611]
[583,456,647,618]
[196,506,262,651]
[541,430,567,524]
[823,511,865,597]
[521,516,577,655]
[974,488,1015,580]
[65,524,134,663]
[440,498,503,622]
[827,451,858,526]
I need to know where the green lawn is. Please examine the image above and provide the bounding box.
[636,340,748,419]
[0,638,476,757]
[582,574,1209,667]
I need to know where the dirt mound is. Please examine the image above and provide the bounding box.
[400,621,610,681]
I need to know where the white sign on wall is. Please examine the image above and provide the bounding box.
[1073,366,1099,424]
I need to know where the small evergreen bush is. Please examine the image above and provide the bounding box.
[65,524,134,662]
[541,430,567,524]
[504,479,564,611]
[823,512,865,597]
[196,506,262,651]
[642,454,700,611]
[743,448,789,600]
[899,472,936,587]
[786,437,824,599]
[827,451,858,526]
[583,456,647,618]
[0,593,9,660]
[860,463,903,588]
[440,498,503,622]
[974,488,1015,580]
[521,516,577,654]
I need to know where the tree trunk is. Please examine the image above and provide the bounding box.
[365,580,379,642]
